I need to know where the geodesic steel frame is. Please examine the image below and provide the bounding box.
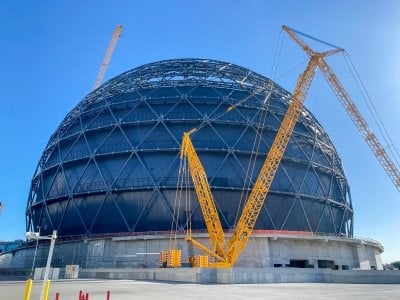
[26,58,353,237]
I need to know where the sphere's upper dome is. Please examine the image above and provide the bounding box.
[26,58,353,237]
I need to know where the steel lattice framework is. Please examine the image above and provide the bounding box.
[26,58,353,237]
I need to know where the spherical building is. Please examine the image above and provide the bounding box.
[0,58,383,276]
[26,58,353,238]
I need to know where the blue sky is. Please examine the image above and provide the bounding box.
[0,1,399,263]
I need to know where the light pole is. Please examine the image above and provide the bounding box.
[25,230,57,300]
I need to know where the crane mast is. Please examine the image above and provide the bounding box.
[282,25,400,192]
[226,53,326,264]
[93,25,123,90]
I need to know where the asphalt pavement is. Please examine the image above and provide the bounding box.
[1,279,400,300]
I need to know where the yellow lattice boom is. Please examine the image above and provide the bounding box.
[282,25,400,192]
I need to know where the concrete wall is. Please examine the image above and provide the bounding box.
[1,264,399,284]
[76,267,400,284]
[194,233,382,270]
[0,233,383,273]
[266,238,360,269]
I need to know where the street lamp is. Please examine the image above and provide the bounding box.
[25,230,57,300]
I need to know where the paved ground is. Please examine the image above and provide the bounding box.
[1,279,400,300]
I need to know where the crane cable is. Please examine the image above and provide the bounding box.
[190,29,284,134]
[285,24,400,171]
[169,157,186,250]
[178,84,275,244]
[342,52,400,170]
[185,158,192,237]
[270,29,285,80]
[233,29,285,227]
[183,29,288,228]
[271,28,309,86]
[275,58,309,81]
[179,29,288,233]
[234,82,274,227]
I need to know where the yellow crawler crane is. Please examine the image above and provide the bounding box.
[282,25,400,192]
[181,46,342,267]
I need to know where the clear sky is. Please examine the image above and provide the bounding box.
[0,1,399,263]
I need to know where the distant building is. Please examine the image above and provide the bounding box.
[0,240,23,253]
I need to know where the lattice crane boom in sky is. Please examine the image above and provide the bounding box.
[93,25,122,90]
[282,25,400,192]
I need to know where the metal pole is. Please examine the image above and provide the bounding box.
[30,228,40,278]
[40,230,57,300]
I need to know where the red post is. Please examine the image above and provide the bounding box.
[55,292,59,300]
[86,293,89,300]
[106,291,111,300]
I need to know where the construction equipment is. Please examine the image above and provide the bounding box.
[282,25,400,192]
[92,25,123,90]
[191,255,209,268]
[159,249,182,268]
[180,46,341,267]
[174,25,398,268]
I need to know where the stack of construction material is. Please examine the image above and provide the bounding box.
[192,255,209,267]
[167,249,181,267]
[159,249,181,267]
